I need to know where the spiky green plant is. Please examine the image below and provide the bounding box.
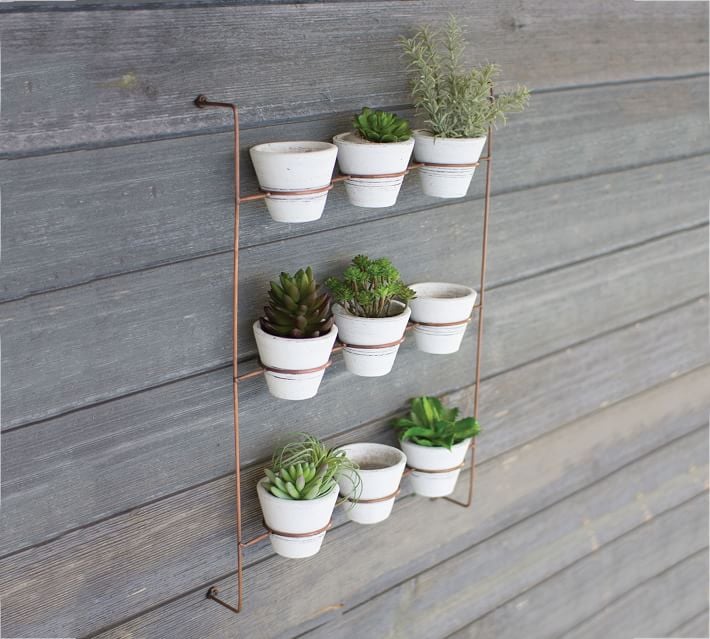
[325,255,416,318]
[263,434,360,501]
[353,107,412,143]
[392,396,480,450]
[260,267,334,339]
[399,16,529,138]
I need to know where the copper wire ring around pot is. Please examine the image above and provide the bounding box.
[337,336,406,350]
[261,360,332,375]
[344,168,410,180]
[261,183,334,198]
[419,161,480,168]
[261,518,334,539]
[406,462,466,475]
[409,316,473,328]
[344,487,402,504]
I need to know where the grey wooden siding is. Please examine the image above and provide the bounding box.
[0,2,707,638]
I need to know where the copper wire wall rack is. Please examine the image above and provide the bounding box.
[194,92,494,615]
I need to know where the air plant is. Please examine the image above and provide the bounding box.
[392,396,480,450]
[260,267,334,338]
[263,434,360,501]
[326,255,415,318]
[353,107,412,143]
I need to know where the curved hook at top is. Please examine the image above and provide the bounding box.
[194,94,210,108]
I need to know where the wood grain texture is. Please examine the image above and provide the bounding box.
[1,198,706,430]
[308,497,709,639]
[1,1,706,155]
[440,510,710,639]
[568,550,709,639]
[2,367,707,638]
[88,412,709,639]
[2,294,707,557]
[2,78,708,300]
[669,609,710,638]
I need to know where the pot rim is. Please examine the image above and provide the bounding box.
[333,131,415,148]
[412,129,487,143]
[250,140,337,157]
[332,301,410,323]
[335,442,407,472]
[400,436,473,452]
[409,282,477,301]
[253,320,337,343]
[257,477,339,506]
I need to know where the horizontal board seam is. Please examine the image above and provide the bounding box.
[1,74,706,161]
[491,220,709,290]
[557,545,710,639]
[2,152,708,306]
[2,288,706,440]
[667,607,710,637]
[82,438,709,639]
[443,542,710,639]
[329,461,710,629]
[6,359,708,562]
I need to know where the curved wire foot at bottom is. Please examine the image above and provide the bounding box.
[206,586,242,614]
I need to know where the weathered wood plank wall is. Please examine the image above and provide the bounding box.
[0,1,707,638]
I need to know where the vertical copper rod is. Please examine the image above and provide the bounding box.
[196,96,244,613]
[469,95,494,505]
[230,103,244,614]
[446,86,493,509]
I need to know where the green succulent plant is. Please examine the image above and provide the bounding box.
[392,396,480,450]
[353,107,412,143]
[260,266,334,339]
[325,255,415,319]
[400,16,530,138]
[264,434,360,501]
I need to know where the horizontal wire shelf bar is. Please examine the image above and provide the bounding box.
[237,157,491,204]
[235,305,482,382]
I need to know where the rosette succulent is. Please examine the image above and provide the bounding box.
[354,107,412,143]
[326,255,415,318]
[260,267,333,338]
[392,396,480,450]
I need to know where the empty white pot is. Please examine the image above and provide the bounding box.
[332,302,411,377]
[408,283,477,354]
[336,443,407,524]
[401,438,472,498]
[257,479,338,558]
[413,130,487,199]
[249,141,338,222]
[253,322,338,400]
[333,132,415,208]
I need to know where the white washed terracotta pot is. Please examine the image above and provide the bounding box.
[257,479,338,558]
[408,282,477,354]
[333,132,415,208]
[249,141,338,222]
[401,438,472,498]
[252,322,337,400]
[413,130,487,199]
[336,443,407,524]
[332,302,411,377]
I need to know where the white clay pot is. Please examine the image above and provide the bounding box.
[252,322,338,400]
[257,479,338,558]
[401,438,472,498]
[249,141,338,222]
[408,282,477,354]
[332,302,411,377]
[333,132,415,208]
[412,130,487,199]
[336,443,407,524]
